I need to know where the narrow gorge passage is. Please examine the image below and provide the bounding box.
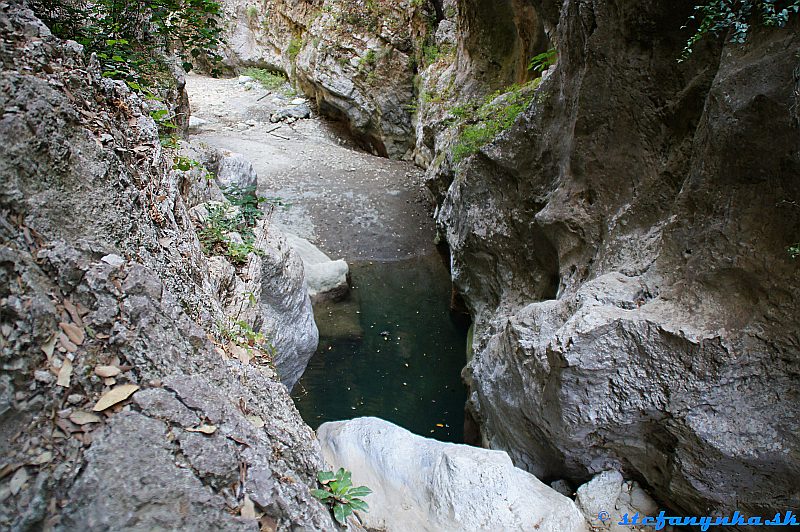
[186,74,469,442]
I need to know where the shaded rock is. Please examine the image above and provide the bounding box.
[317,417,589,532]
[178,431,241,490]
[133,388,200,427]
[270,102,311,122]
[285,233,349,303]
[215,151,258,191]
[576,470,662,531]
[60,412,250,531]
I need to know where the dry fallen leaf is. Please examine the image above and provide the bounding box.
[59,322,85,345]
[33,451,53,465]
[41,334,57,360]
[56,358,73,387]
[57,333,78,353]
[92,384,139,411]
[245,415,265,429]
[69,411,103,425]
[9,467,28,495]
[186,424,217,435]
[62,299,84,328]
[240,494,257,519]
[94,365,121,378]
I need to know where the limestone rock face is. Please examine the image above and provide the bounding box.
[431,0,800,522]
[216,0,434,159]
[0,5,332,529]
[317,417,590,532]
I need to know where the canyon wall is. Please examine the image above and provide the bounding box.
[0,3,335,528]
[437,0,800,521]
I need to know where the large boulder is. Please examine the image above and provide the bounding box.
[317,417,590,532]
[285,233,349,303]
[434,0,800,523]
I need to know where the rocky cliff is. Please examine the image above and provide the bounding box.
[0,3,336,529]
[434,0,800,522]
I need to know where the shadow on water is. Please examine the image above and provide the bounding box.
[292,252,470,443]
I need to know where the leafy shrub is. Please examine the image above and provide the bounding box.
[528,48,557,73]
[311,469,372,525]
[246,5,259,20]
[681,0,799,59]
[198,186,270,265]
[29,0,224,86]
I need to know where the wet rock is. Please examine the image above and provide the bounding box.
[317,417,590,532]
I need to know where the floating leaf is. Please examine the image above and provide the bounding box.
[69,411,103,425]
[94,365,121,378]
[93,384,139,411]
[240,494,257,519]
[59,322,85,345]
[56,359,73,387]
[186,424,217,435]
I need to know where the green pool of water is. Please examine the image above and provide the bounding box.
[292,253,469,442]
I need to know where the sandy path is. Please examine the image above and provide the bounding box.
[185,74,435,262]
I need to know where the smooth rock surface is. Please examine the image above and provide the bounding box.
[317,417,589,532]
[285,233,349,302]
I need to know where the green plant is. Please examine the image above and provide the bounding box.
[311,469,372,525]
[241,68,292,94]
[30,0,224,86]
[450,81,539,162]
[197,201,264,265]
[528,48,557,73]
[789,244,800,259]
[288,36,303,60]
[423,44,440,64]
[246,5,258,20]
[681,0,799,59]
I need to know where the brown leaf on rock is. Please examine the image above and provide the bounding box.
[41,334,57,360]
[57,332,78,353]
[59,322,85,345]
[240,494,257,519]
[69,411,103,425]
[186,424,217,435]
[62,299,84,328]
[92,384,139,411]
[94,365,121,378]
[9,467,28,495]
[56,359,72,387]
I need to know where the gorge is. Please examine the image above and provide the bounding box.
[1,0,798,530]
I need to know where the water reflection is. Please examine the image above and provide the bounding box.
[292,253,469,442]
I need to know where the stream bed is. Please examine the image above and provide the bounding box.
[292,252,469,443]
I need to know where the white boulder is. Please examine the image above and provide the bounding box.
[576,470,663,531]
[285,233,349,302]
[317,417,590,532]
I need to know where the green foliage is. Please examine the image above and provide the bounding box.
[681,0,800,59]
[30,0,224,86]
[528,48,557,73]
[288,36,303,61]
[197,185,270,265]
[241,68,292,94]
[423,44,441,65]
[790,244,800,259]
[450,81,539,162]
[246,5,259,20]
[219,319,279,362]
[311,469,372,526]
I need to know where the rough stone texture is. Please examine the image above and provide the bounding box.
[0,4,335,529]
[285,233,350,303]
[216,0,436,159]
[575,470,662,532]
[317,417,590,532]
[430,0,800,524]
[214,150,259,190]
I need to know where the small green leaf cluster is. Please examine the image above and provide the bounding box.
[681,0,799,60]
[311,469,372,525]
[197,198,263,265]
[789,244,800,259]
[449,80,539,162]
[528,48,557,73]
